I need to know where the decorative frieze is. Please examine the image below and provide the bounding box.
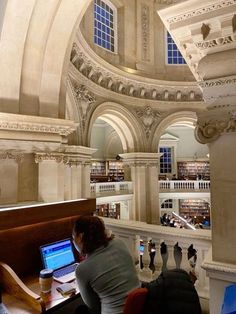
[0,151,24,163]
[195,34,236,50]
[120,153,162,168]
[141,5,150,61]
[195,106,236,144]
[35,153,64,163]
[70,42,202,102]
[166,0,236,24]
[199,76,236,88]
[135,106,161,138]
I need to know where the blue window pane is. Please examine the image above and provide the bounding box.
[94,0,115,52]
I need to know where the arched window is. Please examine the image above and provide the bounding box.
[94,0,117,53]
[166,31,186,65]
[161,199,173,209]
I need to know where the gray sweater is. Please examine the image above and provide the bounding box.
[75,237,140,314]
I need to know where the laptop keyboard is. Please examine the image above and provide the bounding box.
[54,264,77,278]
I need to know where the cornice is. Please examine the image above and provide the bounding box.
[119,152,162,167]
[166,0,236,25]
[199,75,236,88]
[158,0,236,81]
[69,34,202,103]
[0,113,77,136]
[68,64,204,110]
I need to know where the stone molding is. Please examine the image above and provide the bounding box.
[199,75,236,88]
[0,113,77,136]
[166,0,236,25]
[195,34,236,50]
[195,105,236,144]
[202,248,236,281]
[0,151,24,163]
[70,38,202,103]
[35,153,64,163]
[119,152,162,168]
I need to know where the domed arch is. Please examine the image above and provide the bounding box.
[88,102,145,153]
[151,111,197,152]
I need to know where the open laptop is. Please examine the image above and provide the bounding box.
[40,238,78,283]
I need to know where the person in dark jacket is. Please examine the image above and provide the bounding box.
[142,268,202,314]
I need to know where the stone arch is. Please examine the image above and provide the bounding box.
[151,111,197,152]
[0,0,92,117]
[88,102,145,153]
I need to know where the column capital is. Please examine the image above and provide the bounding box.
[35,153,64,163]
[0,150,24,163]
[195,104,236,144]
[119,152,162,167]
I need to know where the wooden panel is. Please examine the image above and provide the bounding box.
[0,199,96,277]
[0,198,95,230]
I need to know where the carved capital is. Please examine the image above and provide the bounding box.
[120,153,161,168]
[35,153,64,163]
[195,105,236,144]
[0,151,24,163]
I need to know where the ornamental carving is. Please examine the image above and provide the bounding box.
[71,82,96,130]
[122,160,159,168]
[0,151,24,163]
[35,153,64,163]
[141,5,150,61]
[195,34,236,50]
[195,109,236,144]
[199,76,236,88]
[135,106,161,138]
[167,0,236,24]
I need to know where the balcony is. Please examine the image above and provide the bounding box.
[103,217,211,308]
[90,181,133,196]
[159,180,210,192]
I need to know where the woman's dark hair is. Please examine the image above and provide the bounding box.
[73,216,110,254]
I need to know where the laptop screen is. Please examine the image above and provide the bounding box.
[40,239,75,271]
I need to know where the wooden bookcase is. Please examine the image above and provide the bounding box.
[90,160,124,182]
[179,199,210,217]
[95,203,120,219]
[177,161,210,180]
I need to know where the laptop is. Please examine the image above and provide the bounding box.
[40,238,79,283]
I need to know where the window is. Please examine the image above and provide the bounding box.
[166,32,186,65]
[159,147,172,173]
[161,199,173,209]
[94,0,116,53]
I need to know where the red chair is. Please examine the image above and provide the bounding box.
[123,287,148,314]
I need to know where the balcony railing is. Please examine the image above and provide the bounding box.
[159,180,210,191]
[90,181,133,195]
[103,217,211,299]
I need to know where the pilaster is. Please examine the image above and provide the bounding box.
[120,152,162,224]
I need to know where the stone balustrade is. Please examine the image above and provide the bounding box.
[159,180,210,191]
[103,217,211,299]
[90,181,133,195]
[90,180,210,196]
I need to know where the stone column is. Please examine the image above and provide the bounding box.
[120,152,162,224]
[195,78,236,313]
[35,153,64,202]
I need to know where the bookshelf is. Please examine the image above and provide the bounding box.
[95,203,120,219]
[177,161,210,180]
[90,161,107,182]
[108,161,124,181]
[179,199,210,217]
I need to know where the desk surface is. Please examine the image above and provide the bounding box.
[2,277,80,313]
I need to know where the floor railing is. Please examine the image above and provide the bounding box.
[90,181,133,194]
[102,217,211,299]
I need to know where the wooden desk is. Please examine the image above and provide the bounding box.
[3,277,81,313]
